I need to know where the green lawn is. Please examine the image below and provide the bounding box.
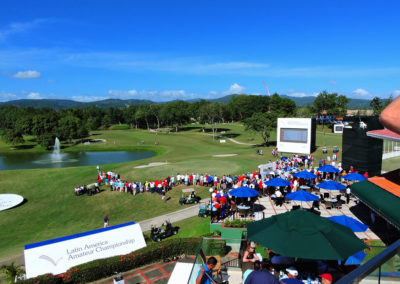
[143,215,211,242]
[0,124,399,261]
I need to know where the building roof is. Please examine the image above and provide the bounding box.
[367,128,400,142]
[351,169,400,229]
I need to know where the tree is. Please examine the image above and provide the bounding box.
[269,93,296,117]
[370,96,383,115]
[335,95,350,117]
[149,104,161,129]
[311,91,337,118]
[1,129,24,145]
[199,102,222,140]
[243,112,277,146]
[57,115,82,142]
[1,260,25,284]
[159,101,190,132]
[228,95,270,121]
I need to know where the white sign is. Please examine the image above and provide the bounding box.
[0,194,24,211]
[24,222,146,278]
[277,118,313,154]
[220,140,226,143]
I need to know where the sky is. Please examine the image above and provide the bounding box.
[0,0,399,102]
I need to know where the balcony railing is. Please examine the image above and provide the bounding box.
[336,238,400,283]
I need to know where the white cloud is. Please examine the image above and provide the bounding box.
[108,89,138,98]
[2,48,400,79]
[392,90,400,97]
[289,92,308,97]
[0,19,48,41]
[12,70,41,79]
[352,88,369,96]
[222,83,246,95]
[72,95,108,102]
[286,90,319,98]
[106,89,199,102]
[27,92,43,99]
[329,80,337,85]
[0,91,17,102]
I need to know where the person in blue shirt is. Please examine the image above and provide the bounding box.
[245,261,280,284]
[196,257,217,284]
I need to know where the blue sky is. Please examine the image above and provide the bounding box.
[0,0,399,102]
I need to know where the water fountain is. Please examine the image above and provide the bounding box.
[51,137,63,162]
[0,137,155,170]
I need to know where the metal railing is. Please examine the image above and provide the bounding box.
[221,257,240,268]
[337,239,400,284]
[187,237,245,284]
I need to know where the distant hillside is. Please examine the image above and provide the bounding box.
[281,95,372,109]
[86,99,153,108]
[209,94,236,103]
[0,99,84,109]
[0,94,375,109]
[0,98,154,109]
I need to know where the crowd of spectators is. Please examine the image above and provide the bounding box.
[74,155,365,220]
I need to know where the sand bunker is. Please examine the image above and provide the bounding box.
[212,154,238,157]
[134,162,169,169]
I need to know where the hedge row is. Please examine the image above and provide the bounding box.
[18,238,201,284]
[224,219,253,228]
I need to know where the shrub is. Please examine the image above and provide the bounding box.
[110,124,130,130]
[19,238,200,284]
[17,273,63,284]
[224,219,253,228]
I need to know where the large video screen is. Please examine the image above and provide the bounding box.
[280,128,308,143]
[334,125,344,132]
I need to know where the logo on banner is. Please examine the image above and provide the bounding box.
[39,255,63,266]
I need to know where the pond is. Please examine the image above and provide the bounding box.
[0,151,155,170]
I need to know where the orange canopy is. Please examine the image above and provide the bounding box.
[369,177,400,198]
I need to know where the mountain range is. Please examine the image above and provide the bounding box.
[0,94,373,109]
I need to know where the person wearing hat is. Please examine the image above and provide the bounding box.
[104,214,109,228]
[319,273,333,284]
[281,267,302,283]
[243,243,260,263]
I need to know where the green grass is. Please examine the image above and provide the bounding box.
[143,215,211,242]
[0,123,399,261]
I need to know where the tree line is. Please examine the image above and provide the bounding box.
[0,92,383,148]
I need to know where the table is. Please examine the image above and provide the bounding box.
[237,205,251,210]
[300,185,311,192]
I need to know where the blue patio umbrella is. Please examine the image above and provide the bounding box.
[317,180,346,190]
[286,190,319,202]
[293,170,318,179]
[344,250,366,265]
[342,173,368,181]
[328,215,369,232]
[264,177,292,187]
[317,165,340,173]
[229,187,259,198]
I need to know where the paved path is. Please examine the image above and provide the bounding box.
[225,137,255,146]
[0,199,208,267]
[138,199,209,232]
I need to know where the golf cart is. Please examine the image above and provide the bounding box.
[179,192,201,205]
[150,220,179,242]
[198,202,211,217]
